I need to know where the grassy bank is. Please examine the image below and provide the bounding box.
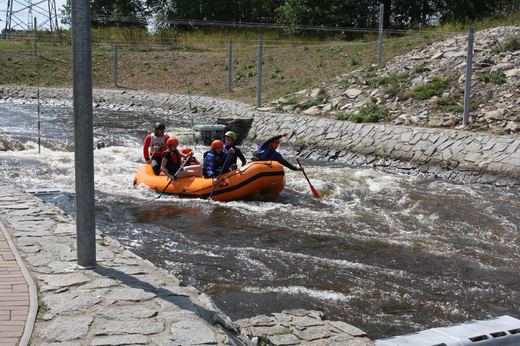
[0,13,518,105]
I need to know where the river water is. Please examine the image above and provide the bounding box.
[1,102,519,339]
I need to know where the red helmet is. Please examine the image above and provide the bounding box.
[167,137,179,147]
[181,147,193,154]
[211,139,224,151]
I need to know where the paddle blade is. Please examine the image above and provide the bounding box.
[309,184,321,198]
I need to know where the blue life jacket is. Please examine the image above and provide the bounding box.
[203,150,226,178]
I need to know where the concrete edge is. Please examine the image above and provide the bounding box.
[0,220,38,346]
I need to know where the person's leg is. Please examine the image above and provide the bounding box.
[151,159,161,175]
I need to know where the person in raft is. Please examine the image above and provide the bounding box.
[223,131,247,171]
[160,137,193,180]
[143,122,170,175]
[203,139,229,178]
[252,133,303,171]
[179,147,203,177]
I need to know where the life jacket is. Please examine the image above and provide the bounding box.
[149,133,167,157]
[164,149,181,175]
[203,150,226,177]
[252,146,275,161]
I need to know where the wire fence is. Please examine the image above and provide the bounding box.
[1,13,519,129]
[0,29,453,104]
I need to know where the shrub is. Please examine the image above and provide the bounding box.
[336,100,389,123]
[478,71,507,85]
[412,77,452,100]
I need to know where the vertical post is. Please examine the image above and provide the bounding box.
[463,28,475,126]
[113,44,118,87]
[35,16,40,154]
[72,0,96,267]
[256,33,263,108]
[227,39,233,93]
[33,17,37,57]
[377,3,384,65]
[37,87,41,154]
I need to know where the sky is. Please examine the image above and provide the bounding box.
[0,0,66,31]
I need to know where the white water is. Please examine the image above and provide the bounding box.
[1,102,520,338]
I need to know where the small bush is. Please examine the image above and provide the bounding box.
[300,97,326,109]
[328,46,344,54]
[436,96,463,113]
[275,96,299,111]
[478,71,507,85]
[336,100,389,123]
[414,64,427,74]
[338,77,351,88]
[492,35,520,53]
[412,77,451,100]
[371,73,409,97]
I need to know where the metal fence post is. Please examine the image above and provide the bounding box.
[463,28,475,126]
[377,3,384,65]
[33,17,37,57]
[227,39,233,93]
[256,33,263,108]
[72,0,96,267]
[114,44,118,87]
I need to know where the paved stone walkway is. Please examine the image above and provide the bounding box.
[0,228,31,345]
[0,183,250,345]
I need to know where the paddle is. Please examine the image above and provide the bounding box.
[208,152,231,200]
[287,141,321,199]
[156,152,193,199]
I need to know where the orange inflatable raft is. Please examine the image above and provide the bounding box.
[134,161,285,201]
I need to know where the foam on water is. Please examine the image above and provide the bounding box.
[243,285,352,302]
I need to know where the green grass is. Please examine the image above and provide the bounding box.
[1,12,518,106]
[411,77,452,100]
[337,99,389,123]
[478,71,507,85]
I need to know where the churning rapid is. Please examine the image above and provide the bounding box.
[1,102,519,339]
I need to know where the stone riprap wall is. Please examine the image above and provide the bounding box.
[1,85,519,187]
[248,113,520,187]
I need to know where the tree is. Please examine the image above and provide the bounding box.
[61,0,148,28]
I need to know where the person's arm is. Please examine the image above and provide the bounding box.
[143,134,151,163]
[236,148,247,166]
[160,155,170,177]
[272,151,299,171]
[280,159,299,171]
